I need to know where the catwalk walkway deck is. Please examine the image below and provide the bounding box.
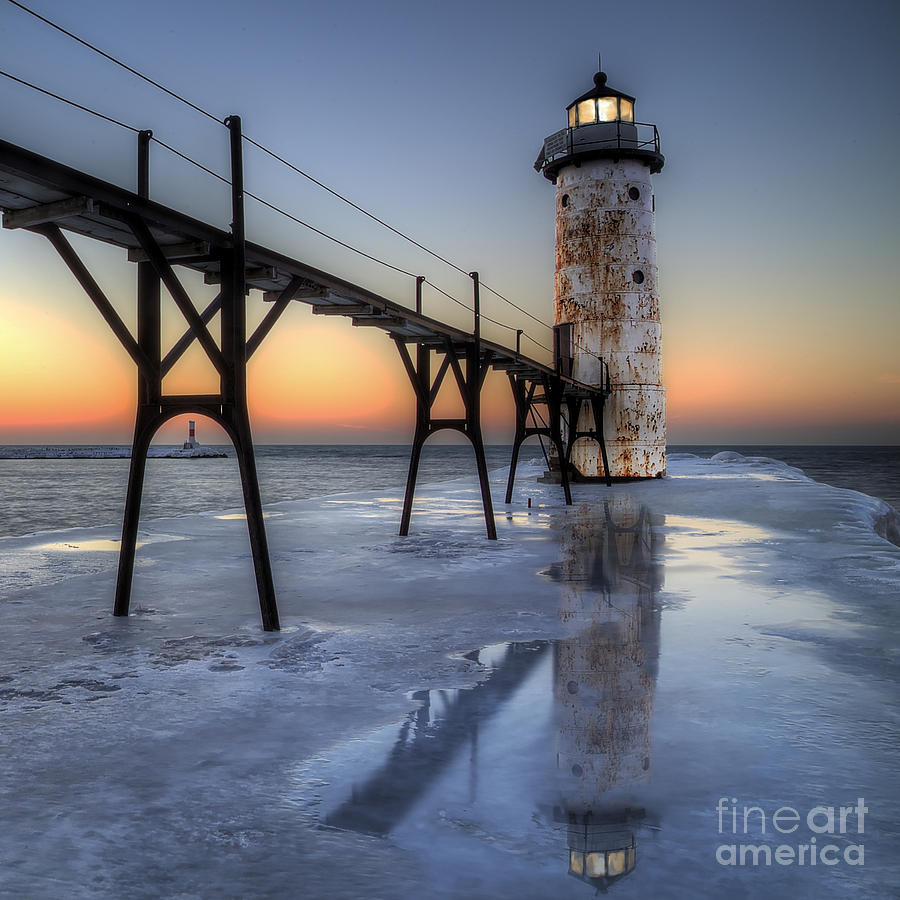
[0,130,611,629]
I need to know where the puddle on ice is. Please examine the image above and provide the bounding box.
[664,515,773,544]
[666,472,787,482]
[299,496,661,892]
[36,533,187,552]
[289,494,899,897]
[214,512,283,520]
[38,539,142,552]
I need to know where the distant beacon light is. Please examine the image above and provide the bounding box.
[536,61,666,479]
[183,419,199,450]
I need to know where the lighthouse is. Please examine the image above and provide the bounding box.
[535,61,666,479]
[182,420,199,450]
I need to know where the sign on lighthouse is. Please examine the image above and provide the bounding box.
[535,61,666,479]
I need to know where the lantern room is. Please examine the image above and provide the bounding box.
[535,67,664,181]
[566,817,639,887]
[567,72,635,127]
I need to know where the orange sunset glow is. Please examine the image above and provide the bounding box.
[2,284,898,446]
[0,300,131,435]
[0,0,897,450]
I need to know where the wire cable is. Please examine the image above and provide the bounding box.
[479,281,551,330]
[245,190,417,279]
[6,0,556,336]
[242,134,468,277]
[422,278,473,313]
[148,136,419,278]
[150,136,229,185]
[0,27,557,354]
[0,67,139,133]
[243,135,554,332]
[522,333,552,354]
[5,0,221,125]
[6,0,468,275]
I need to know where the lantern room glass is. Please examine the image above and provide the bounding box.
[570,96,635,128]
[569,850,584,876]
[576,99,596,125]
[596,97,618,122]
[607,850,627,876]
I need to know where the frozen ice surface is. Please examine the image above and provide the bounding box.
[0,454,898,898]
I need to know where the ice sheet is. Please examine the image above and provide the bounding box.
[0,454,897,898]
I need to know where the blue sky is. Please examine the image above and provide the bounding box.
[0,0,898,443]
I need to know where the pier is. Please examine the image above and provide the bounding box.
[0,129,611,630]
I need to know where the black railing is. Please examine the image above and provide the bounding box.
[539,121,661,172]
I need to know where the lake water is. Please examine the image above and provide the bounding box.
[0,444,896,539]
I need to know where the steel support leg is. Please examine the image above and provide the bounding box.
[397,342,496,539]
[227,406,280,631]
[398,342,429,537]
[505,435,523,505]
[113,407,157,617]
[400,424,426,537]
[592,397,612,487]
[546,377,572,506]
[471,429,497,539]
[505,375,526,504]
[115,145,160,618]
[467,345,496,539]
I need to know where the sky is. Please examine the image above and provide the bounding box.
[0,0,898,446]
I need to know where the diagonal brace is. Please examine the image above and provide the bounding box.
[160,291,222,377]
[479,349,495,390]
[429,355,451,406]
[247,276,304,358]
[395,339,429,411]
[35,223,156,381]
[127,214,226,375]
[442,339,470,417]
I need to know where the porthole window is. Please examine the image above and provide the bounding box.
[566,680,579,694]
[628,187,640,201]
[561,193,570,208]
[632,270,645,284]
[571,764,584,777]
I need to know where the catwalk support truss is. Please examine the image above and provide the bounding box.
[0,127,612,630]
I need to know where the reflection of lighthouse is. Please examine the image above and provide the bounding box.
[304,497,664,894]
[552,497,662,888]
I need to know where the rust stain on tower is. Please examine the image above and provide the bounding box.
[536,62,666,479]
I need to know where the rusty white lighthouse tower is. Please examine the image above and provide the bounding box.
[535,61,666,478]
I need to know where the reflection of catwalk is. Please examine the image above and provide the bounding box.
[552,497,663,888]
[313,495,664,893]
[324,641,550,836]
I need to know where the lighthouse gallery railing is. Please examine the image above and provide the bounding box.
[537,122,661,172]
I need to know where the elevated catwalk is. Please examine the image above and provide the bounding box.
[0,130,611,629]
